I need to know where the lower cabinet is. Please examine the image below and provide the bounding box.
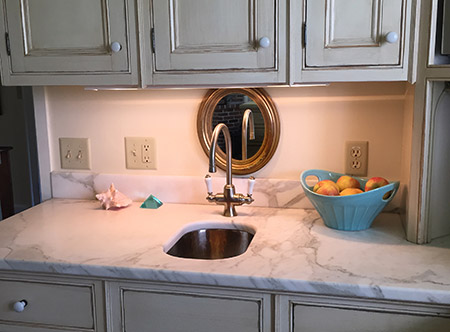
[1,271,449,332]
[278,294,450,332]
[0,272,106,332]
[109,282,272,332]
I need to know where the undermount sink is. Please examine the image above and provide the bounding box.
[165,224,255,260]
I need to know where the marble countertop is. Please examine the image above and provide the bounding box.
[1,199,449,305]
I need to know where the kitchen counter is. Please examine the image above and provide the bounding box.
[1,199,449,305]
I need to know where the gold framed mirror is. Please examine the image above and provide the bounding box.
[197,88,280,175]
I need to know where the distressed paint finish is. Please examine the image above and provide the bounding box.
[306,0,404,67]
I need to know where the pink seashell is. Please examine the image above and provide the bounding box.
[95,183,132,210]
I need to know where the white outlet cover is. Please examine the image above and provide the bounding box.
[125,137,157,170]
[59,137,91,170]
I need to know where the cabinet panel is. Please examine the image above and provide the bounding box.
[305,0,404,67]
[325,0,381,48]
[278,295,450,332]
[24,0,105,51]
[172,0,251,47]
[123,290,263,332]
[427,83,450,240]
[4,0,130,74]
[292,304,450,332]
[110,283,272,332]
[152,0,276,72]
[0,277,99,331]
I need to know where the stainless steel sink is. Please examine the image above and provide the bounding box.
[166,228,254,260]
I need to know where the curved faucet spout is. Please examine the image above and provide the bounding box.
[206,122,255,217]
[242,109,255,160]
[209,123,232,186]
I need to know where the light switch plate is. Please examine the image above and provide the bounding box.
[125,137,157,170]
[59,137,91,170]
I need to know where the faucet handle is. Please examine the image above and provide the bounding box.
[205,174,213,194]
[247,176,255,196]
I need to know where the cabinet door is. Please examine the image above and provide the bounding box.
[3,0,135,83]
[292,304,450,332]
[112,283,271,332]
[278,295,450,332]
[305,0,404,67]
[152,0,276,72]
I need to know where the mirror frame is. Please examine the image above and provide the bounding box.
[197,88,280,175]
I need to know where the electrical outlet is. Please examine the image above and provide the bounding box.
[142,144,151,163]
[345,141,368,176]
[351,160,361,169]
[125,137,157,169]
[59,138,91,170]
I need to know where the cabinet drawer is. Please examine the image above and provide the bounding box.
[120,287,270,332]
[0,278,97,330]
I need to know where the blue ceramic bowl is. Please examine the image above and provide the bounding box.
[300,169,399,231]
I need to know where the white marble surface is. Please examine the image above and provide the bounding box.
[1,199,449,305]
[51,171,402,211]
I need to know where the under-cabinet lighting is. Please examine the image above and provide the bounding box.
[84,83,330,91]
[84,87,140,91]
[269,83,330,88]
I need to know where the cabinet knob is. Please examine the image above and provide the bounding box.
[385,32,399,44]
[13,300,28,313]
[111,42,122,53]
[258,37,271,49]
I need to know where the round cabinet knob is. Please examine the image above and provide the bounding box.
[111,42,122,53]
[258,37,271,49]
[385,32,399,44]
[13,300,28,313]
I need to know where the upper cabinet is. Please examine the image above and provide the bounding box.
[0,0,138,86]
[0,0,416,86]
[147,0,287,86]
[306,0,403,67]
[293,0,414,83]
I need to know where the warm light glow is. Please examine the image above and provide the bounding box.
[84,87,140,91]
[84,83,330,91]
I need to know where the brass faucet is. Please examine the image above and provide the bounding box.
[205,123,255,217]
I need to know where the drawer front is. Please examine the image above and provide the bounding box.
[122,289,266,332]
[0,278,96,330]
[292,303,450,332]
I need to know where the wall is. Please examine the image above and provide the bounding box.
[45,82,409,182]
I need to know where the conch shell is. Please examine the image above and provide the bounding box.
[96,183,132,210]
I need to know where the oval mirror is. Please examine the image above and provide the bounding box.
[197,88,280,175]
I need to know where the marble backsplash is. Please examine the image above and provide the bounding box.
[51,171,401,211]
[51,171,311,209]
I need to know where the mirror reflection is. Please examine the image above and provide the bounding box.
[211,94,265,160]
[197,88,280,175]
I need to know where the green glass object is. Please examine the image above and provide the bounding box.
[140,194,163,209]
